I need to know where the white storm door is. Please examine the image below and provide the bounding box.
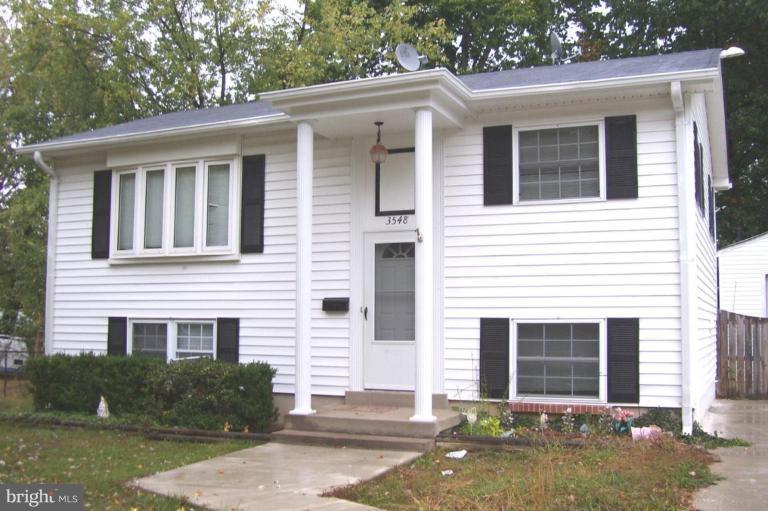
[363,233,416,390]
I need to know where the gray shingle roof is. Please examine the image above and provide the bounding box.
[27,100,280,148]
[25,49,721,151]
[458,49,721,90]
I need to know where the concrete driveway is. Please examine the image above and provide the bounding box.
[693,400,768,511]
[134,442,420,511]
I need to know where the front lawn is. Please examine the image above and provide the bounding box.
[330,438,718,511]
[0,422,258,510]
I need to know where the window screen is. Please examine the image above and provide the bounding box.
[144,169,164,249]
[133,323,167,358]
[176,322,214,359]
[174,166,196,248]
[519,126,600,201]
[117,173,135,250]
[206,164,230,247]
[517,323,599,397]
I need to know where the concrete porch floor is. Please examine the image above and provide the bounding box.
[693,400,768,511]
[135,442,421,511]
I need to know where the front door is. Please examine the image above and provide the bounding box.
[363,233,416,390]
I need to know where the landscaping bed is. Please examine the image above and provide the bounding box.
[329,438,719,511]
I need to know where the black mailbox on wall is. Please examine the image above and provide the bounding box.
[322,297,349,312]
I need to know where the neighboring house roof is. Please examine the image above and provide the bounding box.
[18,49,723,154]
[717,230,768,254]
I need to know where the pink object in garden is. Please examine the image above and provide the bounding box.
[631,425,663,441]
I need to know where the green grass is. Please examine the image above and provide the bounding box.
[329,437,719,511]
[0,421,259,510]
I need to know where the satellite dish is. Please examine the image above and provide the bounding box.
[550,31,563,64]
[548,30,581,65]
[395,43,428,71]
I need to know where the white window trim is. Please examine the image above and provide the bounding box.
[110,157,239,260]
[509,318,607,404]
[127,318,217,363]
[512,120,607,206]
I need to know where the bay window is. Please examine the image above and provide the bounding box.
[112,159,236,257]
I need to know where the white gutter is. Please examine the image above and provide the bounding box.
[33,151,57,356]
[671,83,694,435]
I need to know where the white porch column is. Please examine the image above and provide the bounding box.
[412,108,436,422]
[291,121,315,415]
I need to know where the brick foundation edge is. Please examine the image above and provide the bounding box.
[507,402,641,415]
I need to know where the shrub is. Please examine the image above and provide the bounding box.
[147,358,277,432]
[25,354,162,416]
[26,354,278,432]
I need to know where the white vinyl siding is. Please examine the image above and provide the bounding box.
[719,234,768,318]
[688,94,719,419]
[50,136,352,397]
[443,100,683,406]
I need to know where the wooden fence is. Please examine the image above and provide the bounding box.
[717,310,768,398]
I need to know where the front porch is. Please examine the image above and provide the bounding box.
[261,71,468,424]
[272,391,462,452]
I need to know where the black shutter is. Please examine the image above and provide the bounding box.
[217,318,239,363]
[91,170,112,259]
[605,115,638,199]
[240,155,266,253]
[698,142,706,215]
[708,176,715,239]
[607,318,639,403]
[479,318,509,399]
[483,125,513,205]
[693,123,704,214]
[107,317,127,356]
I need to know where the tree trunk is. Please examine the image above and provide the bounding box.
[34,311,43,355]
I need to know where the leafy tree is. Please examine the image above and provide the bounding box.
[408,0,564,74]
[567,0,768,246]
[0,183,47,351]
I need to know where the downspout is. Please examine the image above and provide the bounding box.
[671,83,694,435]
[33,151,57,356]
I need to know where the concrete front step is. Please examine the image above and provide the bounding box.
[283,406,462,439]
[345,391,451,409]
[271,429,434,452]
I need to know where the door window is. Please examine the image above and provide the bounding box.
[374,242,415,341]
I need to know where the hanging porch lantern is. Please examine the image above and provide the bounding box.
[369,121,388,164]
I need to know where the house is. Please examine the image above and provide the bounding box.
[17,48,738,436]
[718,232,768,317]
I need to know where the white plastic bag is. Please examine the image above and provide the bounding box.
[445,450,467,459]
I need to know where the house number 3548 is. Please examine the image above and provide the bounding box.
[385,215,409,225]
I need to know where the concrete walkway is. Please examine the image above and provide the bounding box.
[693,400,768,511]
[134,442,420,511]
